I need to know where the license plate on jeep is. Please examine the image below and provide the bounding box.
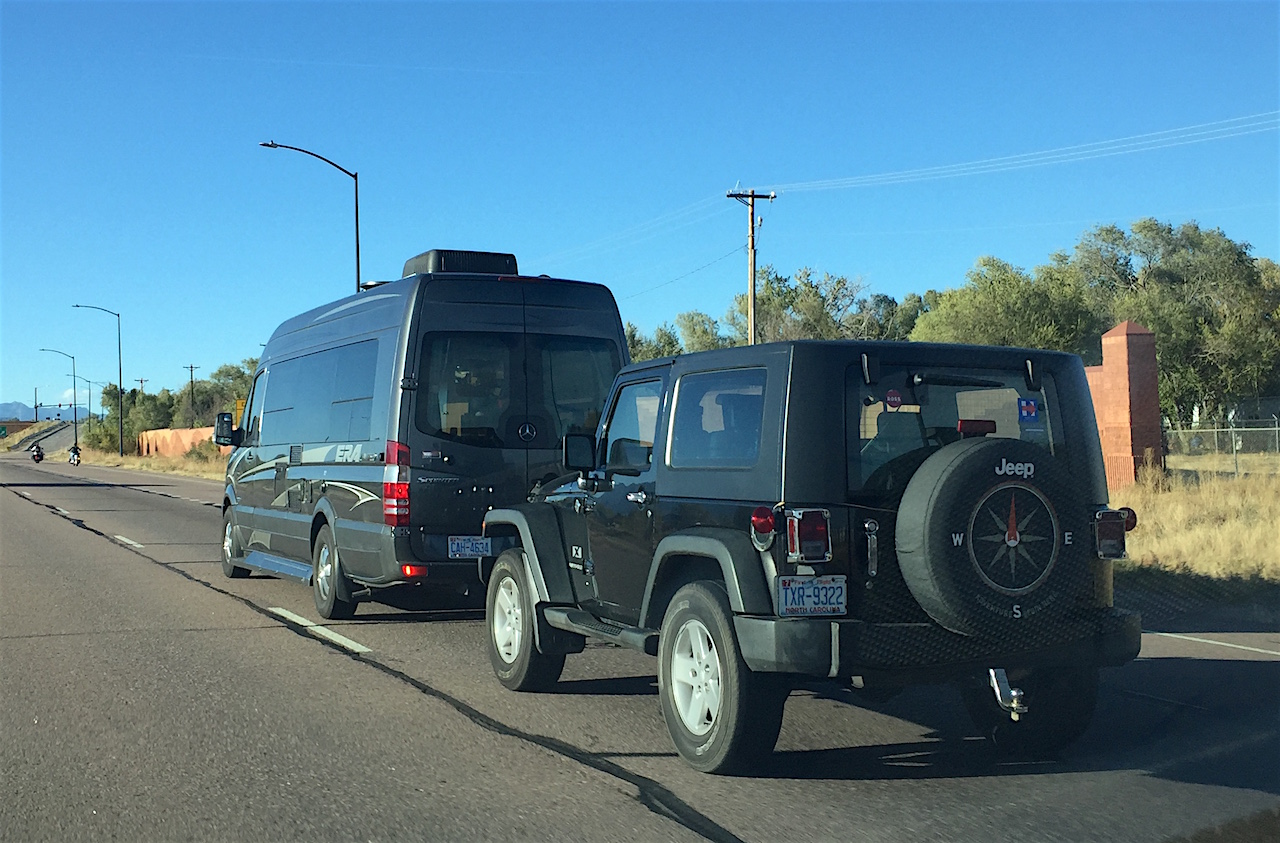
[777,575,847,616]
[448,536,491,559]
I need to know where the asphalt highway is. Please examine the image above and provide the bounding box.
[2,453,1278,842]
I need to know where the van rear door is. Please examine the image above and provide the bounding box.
[404,277,624,574]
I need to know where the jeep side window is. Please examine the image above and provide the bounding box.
[668,368,767,469]
[600,380,662,473]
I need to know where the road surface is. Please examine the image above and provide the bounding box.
[2,453,1277,842]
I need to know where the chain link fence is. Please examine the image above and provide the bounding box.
[1165,420,1280,475]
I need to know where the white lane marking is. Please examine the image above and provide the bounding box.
[267,607,371,654]
[114,535,145,549]
[55,507,69,515]
[1146,630,1280,658]
[20,491,32,497]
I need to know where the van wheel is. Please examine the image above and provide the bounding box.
[658,582,787,774]
[313,525,356,620]
[221,509,250,579]
[960,667,1099,757]
[486,549,564,691]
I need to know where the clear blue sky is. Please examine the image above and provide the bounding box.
[3,1,1277,411]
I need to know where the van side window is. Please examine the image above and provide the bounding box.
[259,341,378,446]
[242,371,267,446]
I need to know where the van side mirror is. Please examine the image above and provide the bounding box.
[562,433,595,472]
[214,412,242,447]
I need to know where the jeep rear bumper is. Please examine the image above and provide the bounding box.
[733,608,1141,684]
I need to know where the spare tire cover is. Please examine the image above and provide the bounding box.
[895,437,1091,637]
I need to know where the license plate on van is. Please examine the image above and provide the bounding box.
[448,536,491,559]
[777,575,847,616]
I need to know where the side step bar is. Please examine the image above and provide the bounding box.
[543,606,659,656]
[243,550,312,584]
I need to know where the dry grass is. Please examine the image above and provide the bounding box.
[4,420,60,449]
[1111,469,1280,582]
[78,447,228,481]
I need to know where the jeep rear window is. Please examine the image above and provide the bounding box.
[846,365,1062,501]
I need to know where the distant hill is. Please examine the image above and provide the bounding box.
[0,401,91,421]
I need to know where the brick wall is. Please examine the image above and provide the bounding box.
[136,427,230,457]
[1085,322,1162,489]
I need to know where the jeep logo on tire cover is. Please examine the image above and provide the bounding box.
[967,481,1060,596]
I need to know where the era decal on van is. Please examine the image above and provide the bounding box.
[334,444,363,462]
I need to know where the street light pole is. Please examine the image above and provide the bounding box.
[39,348,78,448]
[73,304,124,456]
[259,141,361,294]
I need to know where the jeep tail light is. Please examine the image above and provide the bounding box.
[785,509,832,563]
[750,506,776,551]
[386,440,411,466]
[384,482,410,526]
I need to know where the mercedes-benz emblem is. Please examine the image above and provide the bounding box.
[517,422,537,442]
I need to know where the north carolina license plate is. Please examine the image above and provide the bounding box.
[448,536,491,559]
[777,575,847,616]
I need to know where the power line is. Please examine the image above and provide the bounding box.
[763,112,1280,194]
[619,245,746,301]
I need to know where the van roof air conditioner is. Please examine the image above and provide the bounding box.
[402,249,518,277]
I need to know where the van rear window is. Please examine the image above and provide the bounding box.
[416,332,619,448]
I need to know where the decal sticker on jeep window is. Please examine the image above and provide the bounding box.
[1018,397,1039,422]
[967,481,1061,596]
[885,389,903,409]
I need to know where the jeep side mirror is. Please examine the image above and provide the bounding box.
[213,412,242,447]
[563,433,595,473]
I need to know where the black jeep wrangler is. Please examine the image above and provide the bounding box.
[481,341,1140,773]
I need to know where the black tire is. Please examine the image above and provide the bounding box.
[220,508,251,579]
[486,549,565,691]
[961,666,1099,757]
[312,525,357,620]
[896,437,1092,637]
[658,582,787,774]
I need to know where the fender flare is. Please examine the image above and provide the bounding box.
[483,504,577,605]
[640,528,773,628]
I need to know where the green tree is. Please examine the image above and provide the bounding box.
[910,255,1105,361]
[625,322,683,362]
[1095,220,1279,423]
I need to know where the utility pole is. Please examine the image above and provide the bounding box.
[184,365,200,428]
[136,378,148,393]
[726,190,775,345]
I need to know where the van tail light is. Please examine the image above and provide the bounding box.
[401,564,428,578]
[386,440,410,466]
[785,509,832,563]
[384,482,410,526]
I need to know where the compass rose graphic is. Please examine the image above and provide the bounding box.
[968,482,1060,596]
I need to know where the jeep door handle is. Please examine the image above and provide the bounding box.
[626,490,650,506]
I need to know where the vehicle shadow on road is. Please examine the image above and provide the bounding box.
[760,657,1278,794]
[545,675,658,696]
